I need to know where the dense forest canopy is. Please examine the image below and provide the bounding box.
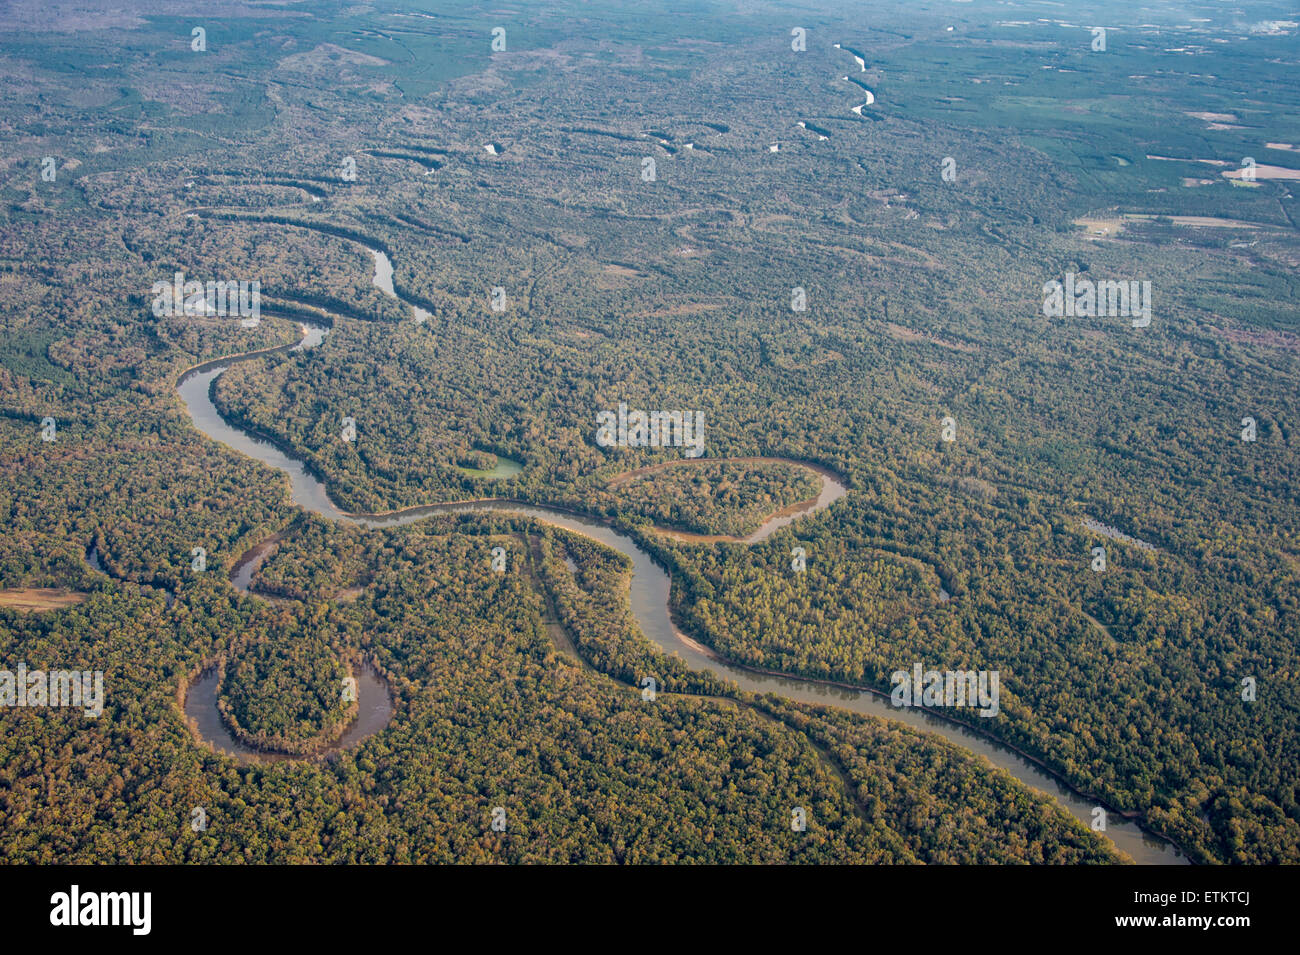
[0,0,1297,863]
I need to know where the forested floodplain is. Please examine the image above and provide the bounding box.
[1,0,1298,863]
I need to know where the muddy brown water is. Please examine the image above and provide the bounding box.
[169,260,1185,861]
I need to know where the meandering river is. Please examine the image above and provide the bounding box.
[167,221,1185,862]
